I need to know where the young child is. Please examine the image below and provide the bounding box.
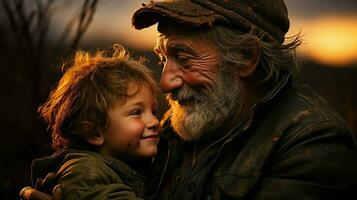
[30,46,160,199]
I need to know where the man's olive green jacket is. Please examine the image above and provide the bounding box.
[146,74,357,200]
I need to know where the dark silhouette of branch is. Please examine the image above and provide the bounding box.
[34,0,55,61]
[71,0,98,49]
[54,0,98,52]
[1,0,100,104]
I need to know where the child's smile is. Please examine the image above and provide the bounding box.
[100,82,160,160]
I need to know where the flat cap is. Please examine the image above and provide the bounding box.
[132,0,290,44]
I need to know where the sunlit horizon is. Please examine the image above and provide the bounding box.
[289,16,357,66]
[51,0,357,67]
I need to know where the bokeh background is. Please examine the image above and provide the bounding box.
[0,0,356,199]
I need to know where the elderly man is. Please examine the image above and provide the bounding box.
[130,0,357,199]
[20,0,357,199]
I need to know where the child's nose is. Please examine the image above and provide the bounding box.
[147,115,160,132]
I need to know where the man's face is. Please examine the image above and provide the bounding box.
[156,34,220,94]
[155,32,244,141]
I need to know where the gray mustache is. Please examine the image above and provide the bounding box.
[168,85,197,102]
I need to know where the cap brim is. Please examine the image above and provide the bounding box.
[132,1,226,30]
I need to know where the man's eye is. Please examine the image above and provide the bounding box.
[176,54,192,66]
[177,57,189,65]
[130,109,142,116]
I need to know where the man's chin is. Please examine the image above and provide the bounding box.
[171,112,206,142]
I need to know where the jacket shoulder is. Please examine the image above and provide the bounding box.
[213,84,357,199]
[58,151,145,199]
[57,152,124,185]
[264,84,355,147]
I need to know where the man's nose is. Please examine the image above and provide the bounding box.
[160,60,183,93]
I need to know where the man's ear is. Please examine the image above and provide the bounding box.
[238,37,261,79]
[87,133,104,146]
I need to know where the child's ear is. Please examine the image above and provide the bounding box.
[87,134,104,146]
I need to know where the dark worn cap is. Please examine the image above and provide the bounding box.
[132,0,290,44]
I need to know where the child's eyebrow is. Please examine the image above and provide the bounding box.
[128,99,156,108]
[128,101,144,107]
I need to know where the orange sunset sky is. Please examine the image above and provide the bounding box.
[50,0,357,67]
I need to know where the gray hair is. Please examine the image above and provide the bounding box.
[200,25,301,85]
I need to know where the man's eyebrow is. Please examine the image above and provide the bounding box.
[168,43,197,56]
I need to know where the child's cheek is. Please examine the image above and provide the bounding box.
[128,121,146,139]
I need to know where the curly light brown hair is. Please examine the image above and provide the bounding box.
[39,46,157,150]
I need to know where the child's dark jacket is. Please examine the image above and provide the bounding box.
[31,148,145,200]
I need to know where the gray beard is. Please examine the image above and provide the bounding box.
[167,73,244,141]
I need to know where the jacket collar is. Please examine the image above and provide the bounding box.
[240,72,292,132]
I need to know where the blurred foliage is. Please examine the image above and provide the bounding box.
[0,0,99,199]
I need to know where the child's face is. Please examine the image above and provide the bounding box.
[101,82,160,160]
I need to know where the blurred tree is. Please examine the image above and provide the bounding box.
[2,0,98,104]
[0,0,99,199]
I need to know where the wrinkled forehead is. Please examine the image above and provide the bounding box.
[154,32,205,56]
[155,19,212,53]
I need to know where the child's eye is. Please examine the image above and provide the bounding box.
[130,109,142,116]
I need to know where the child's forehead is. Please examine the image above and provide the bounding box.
[126,81,154,94]
[115,81,156,103]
